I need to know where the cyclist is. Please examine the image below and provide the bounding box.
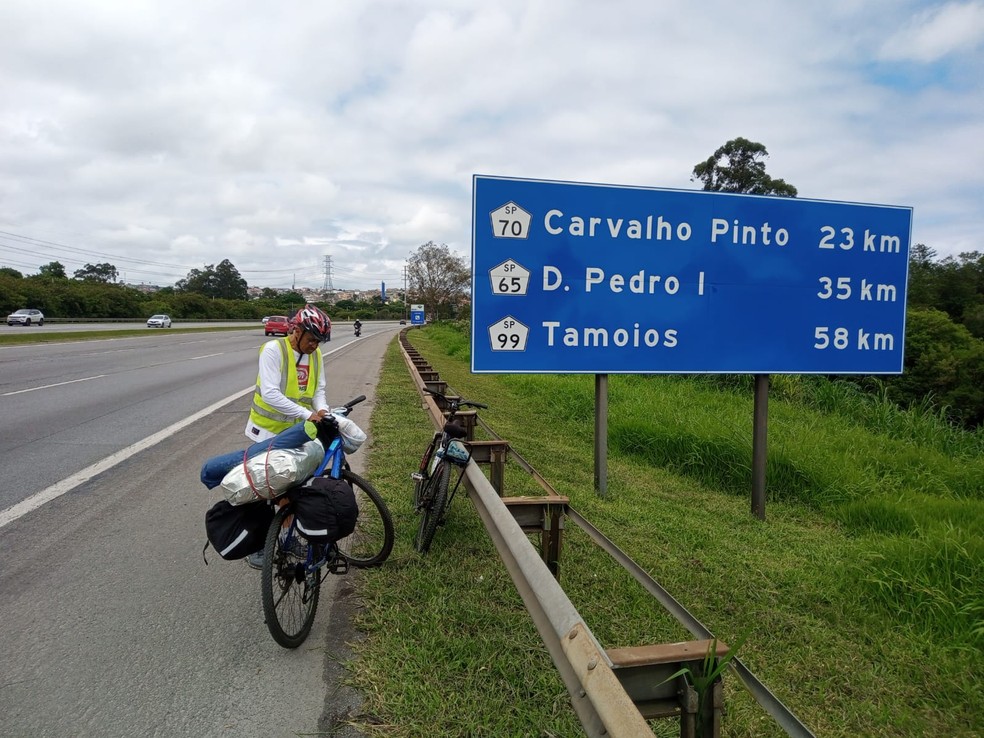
[245,303,332,443]
[353,318,362,336]
[243,303,332,569]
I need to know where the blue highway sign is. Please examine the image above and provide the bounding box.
[471,175,912,374]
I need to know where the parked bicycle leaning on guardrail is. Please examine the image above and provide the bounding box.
[411,387,488,553]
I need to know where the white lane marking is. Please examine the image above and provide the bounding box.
[3,349,241,395]
[0,337,361,530]
[0,385,255,531]
[3,375,108,396]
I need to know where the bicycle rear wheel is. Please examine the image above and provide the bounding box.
[414,460,450,554]
[261,505,320,648]
[337,470,394,567]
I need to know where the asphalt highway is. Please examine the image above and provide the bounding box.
[0,322,402,737]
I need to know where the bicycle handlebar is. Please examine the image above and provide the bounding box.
[422,387,488,410]
[343,395,366,409]
[328,395,366,419]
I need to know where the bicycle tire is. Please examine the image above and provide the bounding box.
[261,505,320,648]
[414,460,450,554]
[337,470,394,567]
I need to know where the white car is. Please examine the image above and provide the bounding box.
[147,314,172,328]
[7,309,45,326]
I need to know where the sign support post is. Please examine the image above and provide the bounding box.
[594,374,608,496]
[752,375,769,520]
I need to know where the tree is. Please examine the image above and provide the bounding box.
[213,259,248,300]
[333,298,359,312]
[935,252,983,326]
[277,292,307,316]
[884,307,984,427]
[906,246,984,338]
[907,244,940,308]
[407,242,470,320]
[74,262,119,283]
[38,261,68,279]
[0,267,23,278]
[176,259,247,300]
[962,304,984,341]
[692,137,798,197]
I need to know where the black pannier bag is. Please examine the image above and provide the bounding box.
[204,499,275,561]
[288,477,358,544]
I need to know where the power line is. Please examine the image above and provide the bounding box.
[0,227,405,290]
[0,230,195,271]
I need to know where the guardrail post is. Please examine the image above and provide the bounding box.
[606,640,728,737]
[453,409,478,440]
[467,440,510,495]
[464,463,655,736]
[501,496,569,579]
[423,380,448,396]
[544,503,564,577]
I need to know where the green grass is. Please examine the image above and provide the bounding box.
[349,324,983,737]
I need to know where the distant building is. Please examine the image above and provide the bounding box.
[123,282,162,293]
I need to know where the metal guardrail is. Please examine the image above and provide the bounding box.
[567,510,815,738]
[399,329,815,737]
[465,462,654,736]
[404,346,653,736]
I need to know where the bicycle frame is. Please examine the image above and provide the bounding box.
[312,435,345,479]
[415,431,440,479]
[272,409,353,579]
[284,426,352,576]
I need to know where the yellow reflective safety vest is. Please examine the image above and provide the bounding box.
[248,337,323,436]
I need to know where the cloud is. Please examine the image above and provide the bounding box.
[0,0,981,290]
[879,1,984,62]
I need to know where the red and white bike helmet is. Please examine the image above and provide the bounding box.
[292,304,331,342]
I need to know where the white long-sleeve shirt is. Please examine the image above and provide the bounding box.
[244,339,328,441]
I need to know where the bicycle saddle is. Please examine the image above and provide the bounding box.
[443,422,468,439]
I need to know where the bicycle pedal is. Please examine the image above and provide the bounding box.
[411,472,426,481]
[328,558,349,575]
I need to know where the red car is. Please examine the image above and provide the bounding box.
[264,315,291,337]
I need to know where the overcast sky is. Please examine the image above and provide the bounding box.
[1,0,982,291]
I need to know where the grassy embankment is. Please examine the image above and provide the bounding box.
[349,323,982,737]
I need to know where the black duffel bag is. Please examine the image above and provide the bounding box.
[204,499,274,561]
[288,477,358,544]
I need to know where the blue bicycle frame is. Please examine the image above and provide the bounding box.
[311,434,344,479]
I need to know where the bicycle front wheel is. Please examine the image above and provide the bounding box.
[338,470,394,567]
[261,505,319,649]
[414,460,450,554]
